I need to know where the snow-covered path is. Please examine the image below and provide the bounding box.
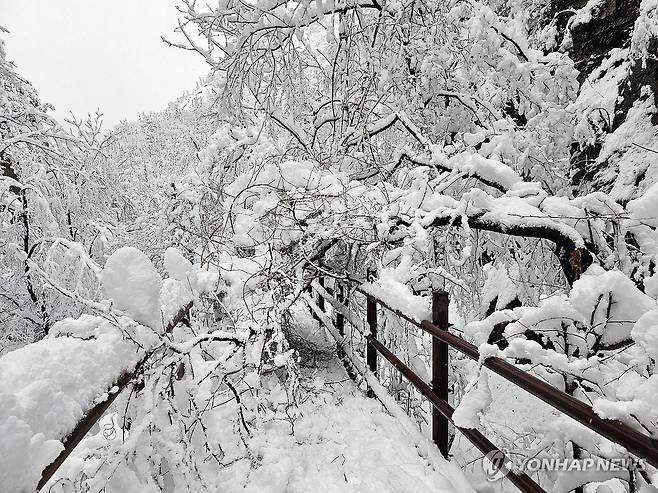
[241,360,474,493]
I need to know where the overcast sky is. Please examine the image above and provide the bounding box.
[1,0,209,128]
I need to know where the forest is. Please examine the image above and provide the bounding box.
[1,0,658,492]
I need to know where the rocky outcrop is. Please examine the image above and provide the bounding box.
[556,0,641,83]
[543,0,657,199]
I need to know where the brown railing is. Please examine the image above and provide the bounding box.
[36,301,193,491]
[308,278,658,493]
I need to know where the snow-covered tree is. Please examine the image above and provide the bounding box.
[1,1,657,491]
[164,1,658,490]
[0,38,122,351]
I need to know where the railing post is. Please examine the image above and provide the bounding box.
[308,274,319,321]
[336,282,345,337]
[366,295,377,397]
[432,290,450,458]
[318,276,325,313]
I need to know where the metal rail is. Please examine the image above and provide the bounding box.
[309,278,658,492]
[36,301,193,491]
[367,335,544,493]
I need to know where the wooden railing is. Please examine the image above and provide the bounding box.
[308,278,658,493]
[36,301,193,491]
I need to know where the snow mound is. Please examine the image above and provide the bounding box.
[570,266,656,346]
[628,182,658,228]
[100,247,163,329]
[164,246,193,281]
[0,327,142,492]
[632,309,658,361]
[361,255,430,322]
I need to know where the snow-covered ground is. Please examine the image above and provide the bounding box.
[43,358,476,493]
[242,360,474,493]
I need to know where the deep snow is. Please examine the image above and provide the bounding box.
[240,361,474,493]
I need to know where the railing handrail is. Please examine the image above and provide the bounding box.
[366,334,544,493]
[355,286,658,468]
[309,277,658,493]
[36,301,194,491]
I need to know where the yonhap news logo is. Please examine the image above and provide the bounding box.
[482,450,512,481]
[482,449,645,481]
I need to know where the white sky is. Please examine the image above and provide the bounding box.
[0,0,209,128]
